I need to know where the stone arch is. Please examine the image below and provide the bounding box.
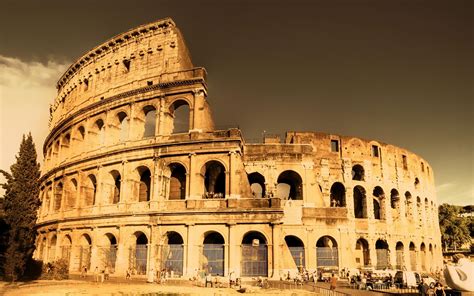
[143,105,157,138]
[163,231,184,276]
[391,189,401,220]
[91,118,106,146]
[54,182,63,212]
[136,166,151,202]
[409,242,417,271]
[202,160,226,198]
[202,231,225,276]
[414,177,420,188]
[241,231,268,277]
[248,172,266,198]
[405,191,414,219]
[316,236,338,269]
[169,99,190,134]
[330,182,345,207]
[48,235,57,262]
[168,163,186,200]
[285,235,305,270]
[65,178,77,209]
[100,233,118,272]
[351,164,365,181]
[355,238,370,267]
[420,242,427,271]
[131,231,148,275]
[372,186,385,220]
[61,234,72,266]
[395,241,405,269]
[424,198,430,224]
[110,170,121,204]
[375,239,390,269]
[83,174,97,206]
[353,185,367,218]
[62,133,71,159]
[77,125,86,140]
[39,237,47,261]
[117,111,129,142]
[277,170,303,200]
[78,233,92,271]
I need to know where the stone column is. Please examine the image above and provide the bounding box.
[185,224,198,277]
[227,223,237,276]
[114,226,128,276]
[188,153,199,199]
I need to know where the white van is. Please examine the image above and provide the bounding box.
[394,271,421,288]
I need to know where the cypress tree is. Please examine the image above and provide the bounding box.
[0,133,41,281]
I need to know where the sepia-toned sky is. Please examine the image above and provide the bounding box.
[0,0,472,205]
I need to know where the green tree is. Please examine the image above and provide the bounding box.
[438,203,471,251]
[0,133,41,281]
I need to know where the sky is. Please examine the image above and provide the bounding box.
[0,0,472,205]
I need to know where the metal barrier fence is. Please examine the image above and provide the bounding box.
[288,246,305,269]
[317,247,338,268]
[241,245,268,277]
[161,244,184,276]
[129,245,147,275]
[201,244,224,276]
[376,249,389,269]
[78,246,91,271]
[268,281,350,296]
[98,246,117,272]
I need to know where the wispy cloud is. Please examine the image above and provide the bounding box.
[0,55,69,193]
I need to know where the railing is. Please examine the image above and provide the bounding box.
[268,281,351,296]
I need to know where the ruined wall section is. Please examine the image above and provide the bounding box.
[49,18,194,131]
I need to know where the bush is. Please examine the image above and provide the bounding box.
[40,259,69,280]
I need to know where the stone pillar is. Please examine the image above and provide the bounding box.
[228,150,238,198]
[185,224,198,277]
[188,153,199,199]
[227,223,237,276]
[114,226,128,276]
[90,228,100,271]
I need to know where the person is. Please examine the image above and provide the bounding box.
[104,266,110,280]
[126,268,131,280]
[205,273,212,287]
[330,273,337,291]
[81,265,87,278]
[93,266,99,282]
[434,282,446,296]
[147,268,155,283]
[229,271,236,288]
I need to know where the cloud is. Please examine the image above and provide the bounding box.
[0,55,69,193]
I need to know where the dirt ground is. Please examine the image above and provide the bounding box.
[0,280,317,296]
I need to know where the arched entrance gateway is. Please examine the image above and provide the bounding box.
[284,236,305,271]
[241,232,268,277]
[316,236,338,270]
[202,232,225,276]
[375,239,390,270]
[395,242,404,270]
[162,232,184,276]
[355,238,370,267]
[409,242,417,271]
[130,232,148,275]
[99,233,118,273]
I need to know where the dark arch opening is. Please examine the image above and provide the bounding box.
[203,232,224,276]
[353,186,367,218]
[204,161,225,198]
[277,170,303,200]
[248,172,266,198]
[391,189,400,209]
[54,182,63,211]
[170,100,190,134]
[137,167,151,202]
[241,231,268,277]
[316,236,338,269]
[352,164,365,181]
[330,182,345,207]
[285,235,305,270]
[110,170,121,204]
[169,163,186,200]
[167,232,184,244]
[143,106,156,138]
[164,231,184,276]
[356,238,370,267]
[203,232,225,244]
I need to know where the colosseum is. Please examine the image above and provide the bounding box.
[34,18,443,279]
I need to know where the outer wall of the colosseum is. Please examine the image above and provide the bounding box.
[35,18,443,279]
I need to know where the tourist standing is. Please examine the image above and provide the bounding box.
[330,273,337,291]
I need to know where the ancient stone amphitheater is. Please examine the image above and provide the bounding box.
[35,18,442,278]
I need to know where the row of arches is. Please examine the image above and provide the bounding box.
[328,182,437,225]
[248,170,303,200]
[350,164,423,190]
[45,100,191,166]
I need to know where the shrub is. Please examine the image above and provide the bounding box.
[40,259,69,280]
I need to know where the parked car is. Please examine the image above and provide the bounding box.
[420,273,436,288]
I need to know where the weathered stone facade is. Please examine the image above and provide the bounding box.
[35,18,442,278]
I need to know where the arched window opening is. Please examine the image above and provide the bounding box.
[63,134,71,158]
[84,175,97,206]
[414,177,420,188]
[248,172,266,198]
[132,232,148,275]
[352,164,365,181]
[66,178,77,209]
[285,235,305,271]
[277,170,303,200]
[409,242,417,271]
[391,189,401,219]
[117,112,129,142]
[420,243,427,271]
[61,235,72,267]
[203,161,225,198]
[40,237,47,261]
[143,106,157,138]
[78,126,86,140]
[163,232,184,276]
[353,186,367,218]
[202,232,225,276]
[170,100,190,134]
[316,236,338,269]
[110,170,121,204]
[375,240,390,270]
[48,235,57,262]
[54,182,63,212]
[373,186,385,220]
[78,234,92,271]
[424,198,430,224]
[99,233,118,273]
[95,119,105,146]
[138,167,151,202]
[405,192,413,219]
[330,182,345,207]
[395,242,405,270]
[241,232,268,277]
[355,238,370,267]
[43,187,52,216]
[169,163,186,200]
